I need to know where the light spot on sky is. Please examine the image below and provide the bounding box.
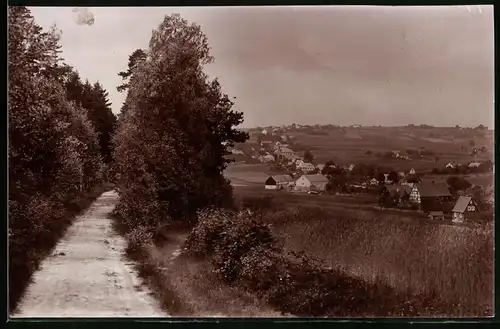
[72,8,95,26]
[28,6,494,128]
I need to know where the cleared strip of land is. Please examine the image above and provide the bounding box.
[12,191,167,318]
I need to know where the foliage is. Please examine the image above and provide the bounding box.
[446,176,472,193]
[113,14,248,227]
[303,150,314,163]
[8,6,107,312]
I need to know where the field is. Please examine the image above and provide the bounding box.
[243,126,493,171]
[223,155,494,316]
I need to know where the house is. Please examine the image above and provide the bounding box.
[380,184,412,206]
[468,162,482,168]
[409,168,416,175]
[261,129,268,135]
[231,149,244,155]
[345,164,355,172]
[316,164,325,172]
[428,211,445,221]
[265,175,295,190]
[452,196,480,223]
[370,178,379,186]
[390,150,401,158]
[297,162,316,173]
[294,174,329,192]
[280,135,288,141]
[400,155,410,160]
[276,147,295,160]
[262,154,275,163]
[409,182,453,211]
[398,172,406,178]
[445,162,456,169]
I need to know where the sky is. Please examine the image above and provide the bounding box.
[28,5,494,128]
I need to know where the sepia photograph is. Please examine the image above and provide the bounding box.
[8,5,494,318]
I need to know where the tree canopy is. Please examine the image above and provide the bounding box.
[113,14,248,226]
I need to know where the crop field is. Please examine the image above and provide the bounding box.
[245,126,493,169]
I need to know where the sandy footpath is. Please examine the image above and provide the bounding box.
[12,190,167,318]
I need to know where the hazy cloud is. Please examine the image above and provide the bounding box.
[29,6,494,128]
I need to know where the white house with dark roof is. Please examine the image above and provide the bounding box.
[294,174,329,192]
[452,196,480,223]
[297,162,316,173]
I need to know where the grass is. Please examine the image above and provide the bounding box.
[8,182,115,314]
[111,213,280,317]
[263,206,494,316]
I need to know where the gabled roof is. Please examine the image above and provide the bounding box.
[302,174,329,183]
[416,182,451,197]
[385,184,412,196]
[269,175,294,183]
[279,147,293,153]
[297,162,315,168]
[429,211,444,216]
[452,196,474,213]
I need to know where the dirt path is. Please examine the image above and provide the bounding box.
[11,190,167,318]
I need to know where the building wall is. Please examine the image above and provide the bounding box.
[312,182,327,191]
[452,212,464,223]
[265,185,277,190]
[294,176,311,191]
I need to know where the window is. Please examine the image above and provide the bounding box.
[467,205,475,212]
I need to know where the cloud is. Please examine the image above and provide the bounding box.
[72,8,95,26]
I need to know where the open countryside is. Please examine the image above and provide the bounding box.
[9,5,493,319]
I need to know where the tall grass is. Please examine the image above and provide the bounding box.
[265,206,493,316]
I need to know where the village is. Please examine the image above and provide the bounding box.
[227,124,494,225]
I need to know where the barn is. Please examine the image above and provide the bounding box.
[294,174,329,192]
[265,175,295,190]
[409,182,453,211]
[452,196,480,223]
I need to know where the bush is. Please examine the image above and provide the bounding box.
[183,208,449,316]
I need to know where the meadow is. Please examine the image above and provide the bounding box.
[223,136,494,316]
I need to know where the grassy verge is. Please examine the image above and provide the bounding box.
[8,183,115,314]
[111,213,282,317]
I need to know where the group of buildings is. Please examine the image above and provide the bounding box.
[379,180,483,223]
[264,174,329,193]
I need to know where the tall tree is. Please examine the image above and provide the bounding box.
[113,14,248,225]
[117,48,147,93]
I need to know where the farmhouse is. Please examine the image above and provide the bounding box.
[369,178,379,186]
[428,211,445,221]
[316,164,325,172]
[297,162,316,173]
[380,184,412,206]
[231,149,244,155]
[452,196,480,223]
[294,174,329,192]
[409,182,453,211]
[445,162,456,169]
[265,175,295,190]
[261,129,268,135]
[262,154,275,163]
[468,161,482,168]
[276,147,295,160]
[409,168,416,175]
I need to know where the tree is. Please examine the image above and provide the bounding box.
[446,176,471,193]
[387,171,399,184]
[303,150,314,163]
[8,6,104,311]
[376,172,386,184]
[113,14,248,225]
[117,48,147,93]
